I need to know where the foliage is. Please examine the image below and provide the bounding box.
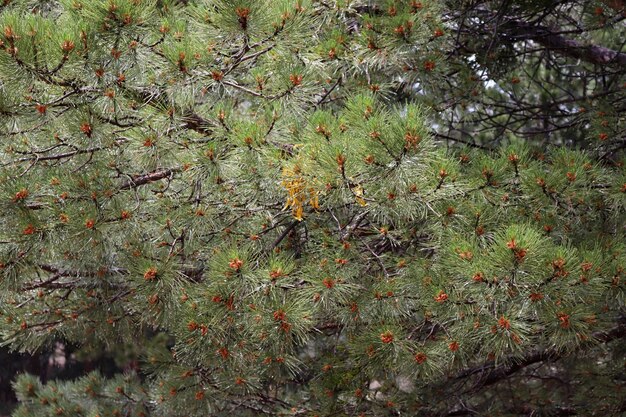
[0,0,624,416]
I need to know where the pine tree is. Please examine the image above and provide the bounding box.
[0,0,624,416]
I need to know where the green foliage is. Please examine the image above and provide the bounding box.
[0,0,625,416]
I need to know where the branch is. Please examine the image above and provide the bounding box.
[453,323,626,390]
[601,0,626,17]
[432,132,493,151]
[448,405,579,416]
[339,210,369,241]
[270,220,299,250]
[182,113,214,135]
[15,146,105,163]
[120,168,180,190]
[504,19,626,67]
[38,264,128,277]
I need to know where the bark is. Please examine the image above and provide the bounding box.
[505,18,626,67]
[119,168,180,190]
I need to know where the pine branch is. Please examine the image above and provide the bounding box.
[504,18,626,67]
[339,210,369,241]
[37,264,128,277]
[452,323,626,392]
[432,132,493,151]
[452,4,626,67]
[119,168,181,190]
[15,146,106,162]
[182,113,215,135]
[448,405,579,416]
[270,220,300,250]
[601,0,626,17]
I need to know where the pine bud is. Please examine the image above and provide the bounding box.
[380,331,394,343]
[414,352,427,364]
[12,188,28,202]
[61,40,75,54]
[434,290,448,303]
[289,73,303,86]
[80,122,92,137]
[228,258,243,271]
[235,7,250,30]
[143,267,158,281]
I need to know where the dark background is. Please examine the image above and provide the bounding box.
[0,345,124,416]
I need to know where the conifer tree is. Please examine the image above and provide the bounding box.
[0,0,624,416]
